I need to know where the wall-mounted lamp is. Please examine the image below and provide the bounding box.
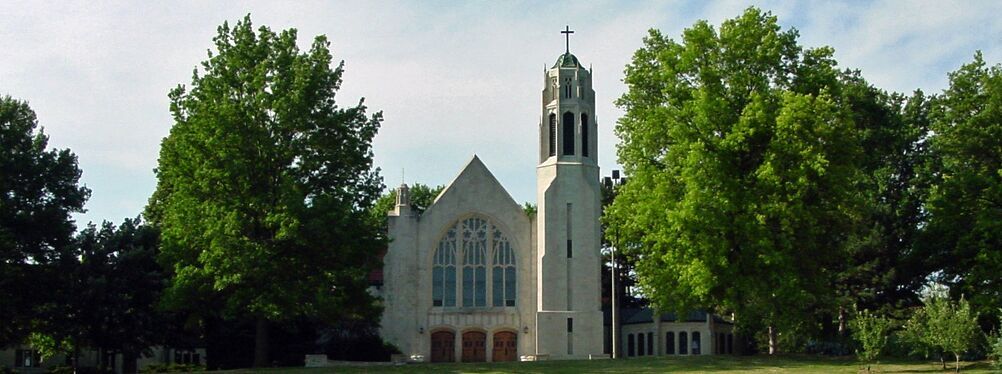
[523,326,530,334]
[418,327,425,334]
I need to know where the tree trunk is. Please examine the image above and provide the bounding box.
[941,353,946,370]
[253,317,270,368]
[955,353,960,373]
[838,306,847,336]
[767,326,777,355]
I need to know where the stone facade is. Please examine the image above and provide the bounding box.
[379,50,605,362]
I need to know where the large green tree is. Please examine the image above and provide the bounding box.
[922,52,1002,329]
[833,83,932,331]
[607,8,864,352]
[0,96,90,347]
[147,16,384,367]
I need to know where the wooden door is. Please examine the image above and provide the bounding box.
[431,331,455,362]
[492,331,517,362]
[461,331,486,362]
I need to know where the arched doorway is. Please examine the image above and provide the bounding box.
[492,331,517,361]
[430,331,455,362]
[461,331,486,362]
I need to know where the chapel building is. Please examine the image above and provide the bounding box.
[378,47,605,362]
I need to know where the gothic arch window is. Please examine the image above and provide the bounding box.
[562,112,575,155]
[564,78,572,98]
[434,216,516,309]
[548,113,556,157]
[492,227,516,307]
[580,113,589,157]
[432,228,457,307]
[461,218,488,307]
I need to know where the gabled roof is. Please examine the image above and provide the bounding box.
[424,155,523,217]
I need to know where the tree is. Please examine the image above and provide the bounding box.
[368,183,444,224]
[0,96,90,347]
[30,218,166,371]
[76,218,164,372]
[922,52,1002,329]
[904,295,980,372]
[834,85,932,333]
[607,7,863,353]
[146,16,384,367]
[850,309,892,374]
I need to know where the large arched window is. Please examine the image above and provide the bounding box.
[580,113,589,157]
[432,228,457,307]
[562,112,575,155]
[462,218,488,307]
[492,227,516,307]
[434,217,516,309]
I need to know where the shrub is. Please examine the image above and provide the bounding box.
[851,309,892,374]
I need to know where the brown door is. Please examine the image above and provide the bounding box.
[431,331,455,362]
[461,331,486,362]
[492,331,517,362]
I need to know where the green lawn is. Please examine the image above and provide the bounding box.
[227,355,996,373]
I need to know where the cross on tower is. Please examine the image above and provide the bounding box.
[561,25,574,54]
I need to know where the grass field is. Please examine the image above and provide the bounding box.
[228,355,997,373]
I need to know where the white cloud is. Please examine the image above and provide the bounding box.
[0,1,999,226]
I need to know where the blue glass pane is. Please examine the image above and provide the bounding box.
[445,266,456,307]
[432,267,443,306]
[505,267,516,305]
[475,267,486,307]
[492,267,503,307]
[463,267,473,307]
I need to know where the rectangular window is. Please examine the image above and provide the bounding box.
[504,267,516,306]
[627,334,635,356]
[433,267,444,306]
[638,333,645,356]
[475,267,486,307]
[648,332,654,356]
[666,332,675,354]
[445,267,456,306]
[492,267,503,307]
[463,268,473,307]
[566,203,572,258]
[581,114,589,157]
[567,317,574,355]
[679,332,688,355]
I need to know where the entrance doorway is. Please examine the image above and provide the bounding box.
[430,331,455,362]
[461,331,486,362]
[492,331,517,361]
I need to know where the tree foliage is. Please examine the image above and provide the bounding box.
[0,96,90,347]
[607,7,863,343]
[850,309,892,373]
[922,52,1002,328]
[368,183,444,224]
[903,295,980,372]
[146,15,384,366]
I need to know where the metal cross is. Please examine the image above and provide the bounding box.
[561,25,574,54]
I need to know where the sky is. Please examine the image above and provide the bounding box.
[1,1,1000,227]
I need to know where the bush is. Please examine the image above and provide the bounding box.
[851,309,892,374]
[804,339,852,356]
[990,332,1002,370]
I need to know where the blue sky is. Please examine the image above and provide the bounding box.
[1,1,1000,227]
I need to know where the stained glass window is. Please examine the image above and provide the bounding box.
[432,228,457,307]
[434,216,516,309]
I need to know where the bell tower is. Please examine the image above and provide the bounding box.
[534,26,603,359]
